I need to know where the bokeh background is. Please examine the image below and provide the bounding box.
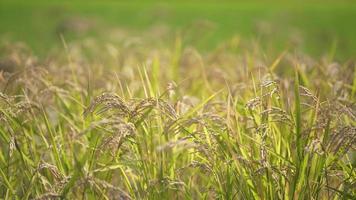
[1,0,356,59]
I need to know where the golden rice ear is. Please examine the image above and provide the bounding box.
[83,93,131,117]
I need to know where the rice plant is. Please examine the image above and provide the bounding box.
[0,36,355,199]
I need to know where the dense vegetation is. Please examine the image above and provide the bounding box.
[0,0,355,199]
[0,35,355,199]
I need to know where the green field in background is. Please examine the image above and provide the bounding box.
[1,0,356,59]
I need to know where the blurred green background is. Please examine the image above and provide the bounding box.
[1,0,356,59]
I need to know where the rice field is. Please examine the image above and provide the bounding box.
[0,1,355,199]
